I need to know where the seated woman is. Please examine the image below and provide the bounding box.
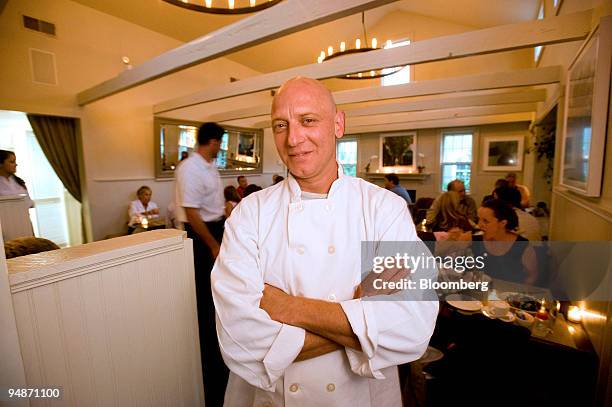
[472,199,537,285]
[427,191,473,233]
[128,185,159,233]
[223,185,241,218]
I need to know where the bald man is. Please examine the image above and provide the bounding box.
[211,77,438,406]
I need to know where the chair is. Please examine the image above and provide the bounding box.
[405,189,417,203]
[412,197,434,225]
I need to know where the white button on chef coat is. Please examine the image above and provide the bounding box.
[212,167,439,407]
[326,383,336,392]
[289,383,299,393]
[328,294,337,301]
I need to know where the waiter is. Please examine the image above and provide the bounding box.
[175,122,228,407]
[212,77,438,406]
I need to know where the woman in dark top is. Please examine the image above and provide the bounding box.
[472,199,537,284]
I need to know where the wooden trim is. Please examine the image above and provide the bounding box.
[76,0,397,105]
[153,9,590,113]
[553,188,612,223]
[8,230,186,291]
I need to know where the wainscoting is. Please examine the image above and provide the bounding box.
[7,229,203,406]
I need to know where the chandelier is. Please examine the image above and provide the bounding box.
[162,0,282,15]
[316,12,402,80]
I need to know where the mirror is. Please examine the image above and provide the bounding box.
[154,117,263,178]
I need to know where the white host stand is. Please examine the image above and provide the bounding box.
[5,229,204,406]
[0,195,33,241]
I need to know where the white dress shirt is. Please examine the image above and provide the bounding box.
[212,167,439,407]
[174,152,224,223]
[127,199,159,226]
[0,175,34,207]
[515,208,542,241]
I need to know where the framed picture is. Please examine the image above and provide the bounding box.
[560,17,611,197]
[482,135,524,171]
[380,132,417,172]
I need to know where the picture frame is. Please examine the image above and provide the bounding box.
[482,135,524,171]
[379,132,417,172]
[560,17,611,197]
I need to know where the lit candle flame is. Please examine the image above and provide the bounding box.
[250,0,256,6]
[340,41,346,52]
[228,0,234,9]
[327,46,333,56]
[356,38,361,49]
[205,0,212,7]
[372,38,377,48]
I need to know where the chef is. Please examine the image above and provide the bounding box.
[211,77,438,406]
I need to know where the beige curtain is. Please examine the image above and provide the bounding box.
[27,114,81,202]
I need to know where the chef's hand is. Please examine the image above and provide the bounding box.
[354,266,410,298]
[260,284,292,323]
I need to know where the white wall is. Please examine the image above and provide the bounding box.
[353,122,532,204]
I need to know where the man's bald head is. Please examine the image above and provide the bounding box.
[272,77,337,115]
[270,77,345,192]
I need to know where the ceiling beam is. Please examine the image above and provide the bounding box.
[153,9,590,113]
[207,87,547,122]
[76,0,398,105]
[344,112,534,134]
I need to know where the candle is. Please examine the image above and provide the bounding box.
[141,217,149,229]
[567,306,582,323]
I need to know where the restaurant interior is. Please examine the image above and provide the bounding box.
[0,0,611,406]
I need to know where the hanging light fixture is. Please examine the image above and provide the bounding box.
[162,0,282,15]
[316,12,402,80]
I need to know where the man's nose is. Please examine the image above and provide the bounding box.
[286,124,306,147]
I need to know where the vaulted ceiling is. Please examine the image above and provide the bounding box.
[70,0,540,73]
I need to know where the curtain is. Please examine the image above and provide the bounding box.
[26,114,82,202]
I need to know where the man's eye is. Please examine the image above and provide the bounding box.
[273,123,287,130]
[303,118,316,124]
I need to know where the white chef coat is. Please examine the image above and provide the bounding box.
[212,166,439,407]
[0,175,34,207]
[174,152,224,223]
[127,199,159,226]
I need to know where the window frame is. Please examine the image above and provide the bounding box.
[439,130,474,193]
[336,137,358,177]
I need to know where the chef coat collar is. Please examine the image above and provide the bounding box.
[287,163,345,203]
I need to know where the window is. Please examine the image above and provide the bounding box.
[440,133,472,192]
[336,139,357,176]
[534,2,544,63]
[381,40,411,86]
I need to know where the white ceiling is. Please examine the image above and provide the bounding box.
[70,0,540,73]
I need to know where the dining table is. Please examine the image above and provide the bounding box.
[399,279,598,407]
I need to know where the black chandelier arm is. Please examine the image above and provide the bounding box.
[162,0,283,15]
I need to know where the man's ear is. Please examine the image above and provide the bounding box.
[334,110,345,140]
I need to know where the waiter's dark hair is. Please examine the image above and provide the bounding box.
[481,199,518,230]
[0,149,26,188]
[197,122,225,146]
[384,174,399,185]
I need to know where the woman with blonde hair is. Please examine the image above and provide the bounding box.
[427,191,472,232]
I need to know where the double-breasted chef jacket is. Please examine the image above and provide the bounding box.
[211,167,439,407]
